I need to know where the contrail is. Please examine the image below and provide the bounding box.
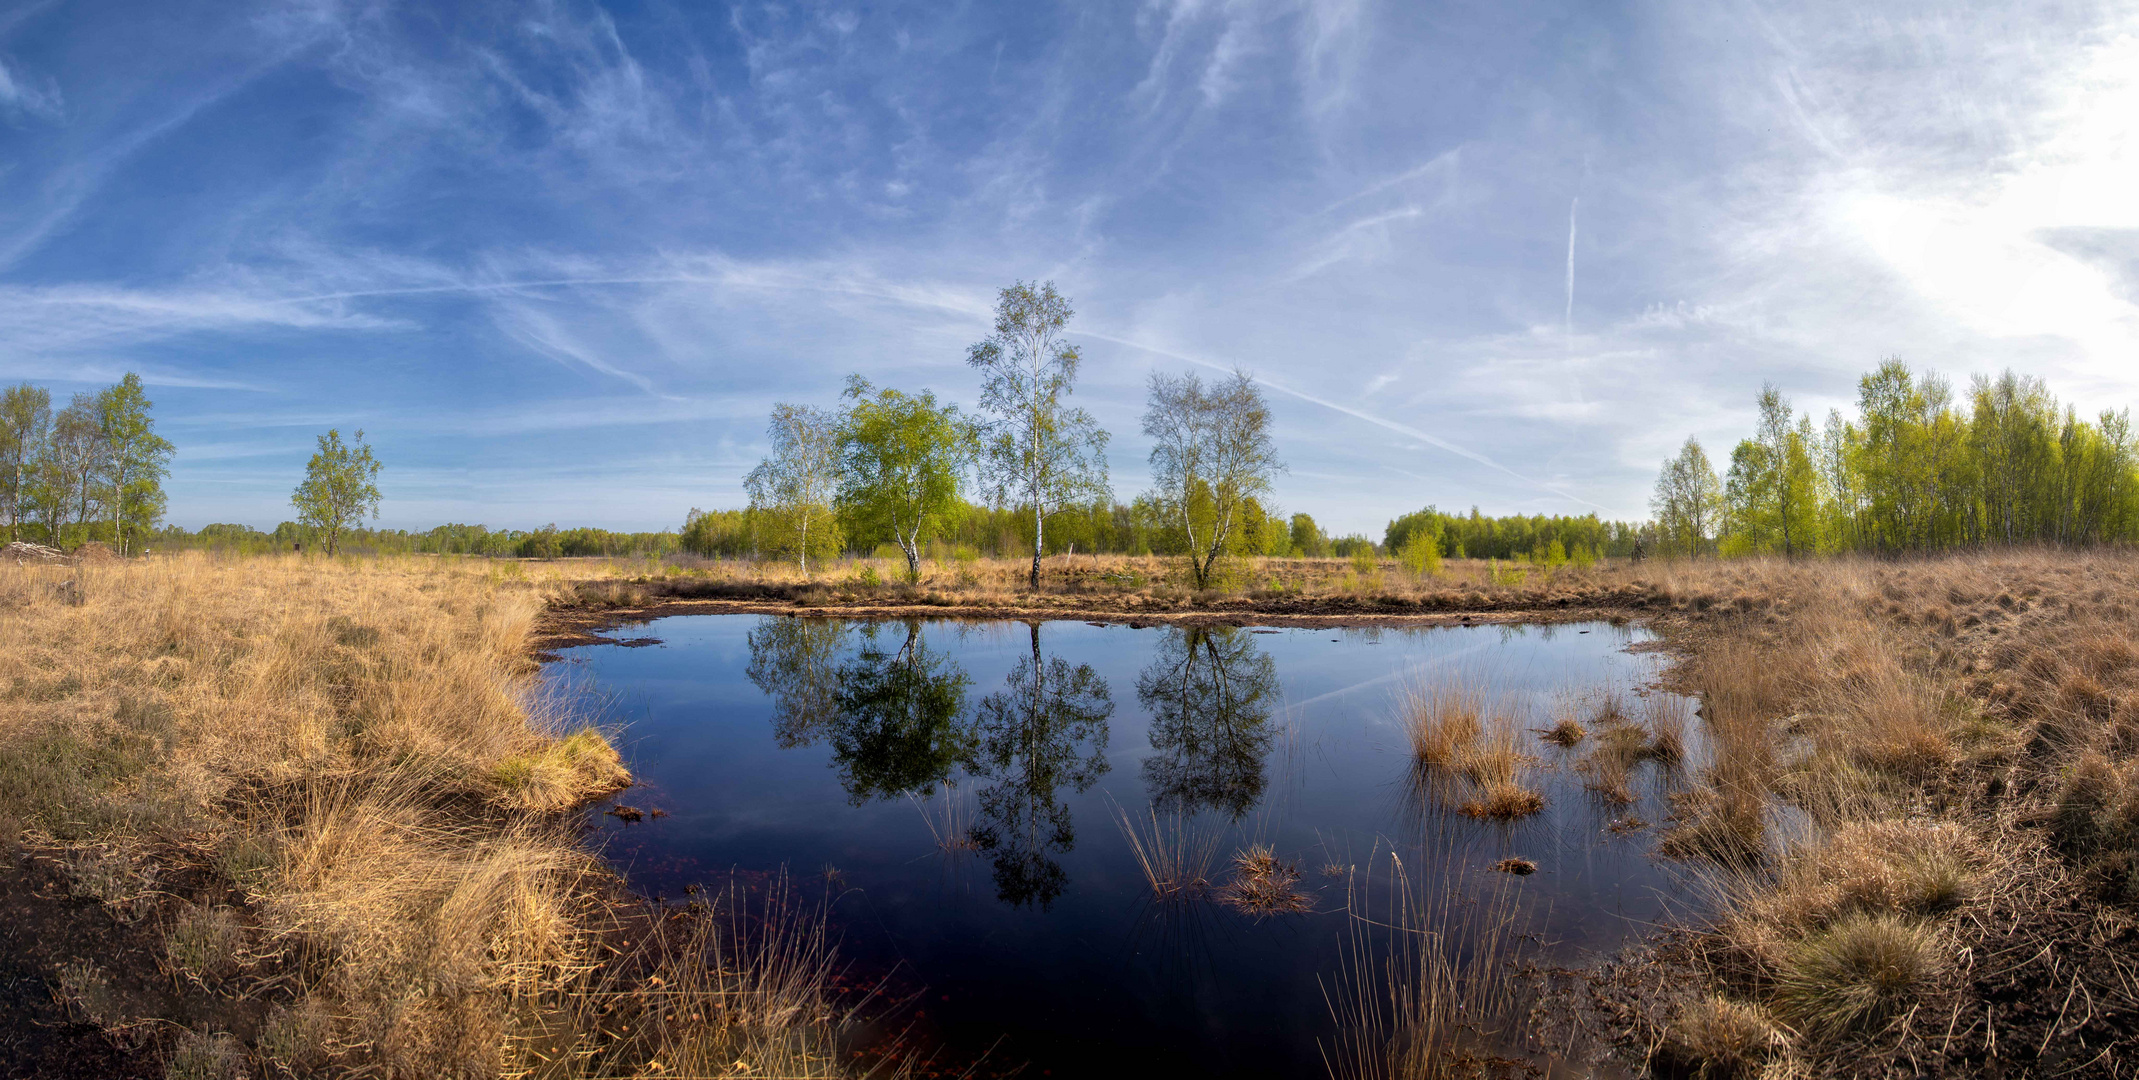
[1564,196,1578,344]
[1073,329,1614,513]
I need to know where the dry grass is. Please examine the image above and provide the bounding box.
[1115,803,1225,901]
[1771,912,1949,1038]
[1220,844,1312,916]
[1659,995,1786,1079]
[1401,684,1483,768]
[1404,687,1547,821]
[1540,716,1587,748]
[1585,550,2139,1077]
[1323,854,1530,1080]
[0,552,875,1078]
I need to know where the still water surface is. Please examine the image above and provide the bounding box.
[546,616,1697,1078]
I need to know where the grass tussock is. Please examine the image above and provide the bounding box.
[0,553,872,1078]
[1404,686,1547,821]
[1771,912,1948,1038]
[1220,844,1311,916]
[1541,716,1587,747]
[1115,803,1224,901]
[1324,855,1529,1080]
[1659,995,1787,1080]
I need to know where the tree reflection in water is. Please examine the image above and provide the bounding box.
[745,616,1116,909]
[968,622,1114,909]
[744,616,850,749]
[1135,626,1280,821]
[827,621,975,805]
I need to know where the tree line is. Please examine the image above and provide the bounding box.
[730,281,1293,588]
[1652,358,2139,557]
[0,374,173,554]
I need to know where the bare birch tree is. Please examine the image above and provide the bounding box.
[967,281,1110,590]
[1142,368,1282,589]
[745,402,843,575]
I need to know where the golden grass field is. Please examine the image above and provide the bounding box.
[0,553,869,1079]
[8,547,2139,1078]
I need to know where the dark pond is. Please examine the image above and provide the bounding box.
[545,616,1700,1079]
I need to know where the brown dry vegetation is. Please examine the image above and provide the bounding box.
[1597,550,2139,1080]
[15,547,2139,1078]
[0,553,881,1079]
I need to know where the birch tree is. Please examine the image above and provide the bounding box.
[967,281,1110,590]
[49,395,106,545]
[291,429,382,555]
[98,373,174,555]
[0,384,50,543]
[1651,437,1721,557]
[837,376,973,582]
[744,402,842,575]
[1142,368,1283,589]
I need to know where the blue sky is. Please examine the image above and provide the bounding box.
[4,0,2136,535]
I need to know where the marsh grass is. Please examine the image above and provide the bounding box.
[0,552,872,1078]
[1323,853,1530,1080]
[912,779,980,853]
[1771,912,1947,1039]
[1404,685,1547,821]
[1114,802,1224,901]
[528,875,889,1080]
[1221,844,1311,916]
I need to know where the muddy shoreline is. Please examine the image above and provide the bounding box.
[531,589,1676,657]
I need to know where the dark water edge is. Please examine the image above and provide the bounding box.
[544,616,1702,1079]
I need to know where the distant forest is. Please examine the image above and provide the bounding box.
[148,502,1645,563]
[1651,360,2139,557]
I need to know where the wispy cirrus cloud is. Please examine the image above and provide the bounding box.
[3,0,2134,532]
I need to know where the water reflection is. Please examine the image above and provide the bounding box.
[1135,626,1280,821]
[744,616,850,749]
[827,622,975,805]
[967,622,1114,909]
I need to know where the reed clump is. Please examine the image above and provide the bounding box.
[1404,686,1547,821]
[1221,844,1311,915]
[1115,804,1223,901]
[1324,854,1529,1080]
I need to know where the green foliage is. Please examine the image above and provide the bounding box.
[745,402,843,574]
[837,376,974,582]
[1687,361,2139,556]
[1397,524,1441,579]
[96,373,173,556]
[967,280,1112,587]
[1141,368,1283,589]
[290,428,382,556]
[1652,437,1722,557]
[1288,512,1327,557]
[680,508,753,557]
[1386,505,1636,560]
[1348,542,1376,575]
